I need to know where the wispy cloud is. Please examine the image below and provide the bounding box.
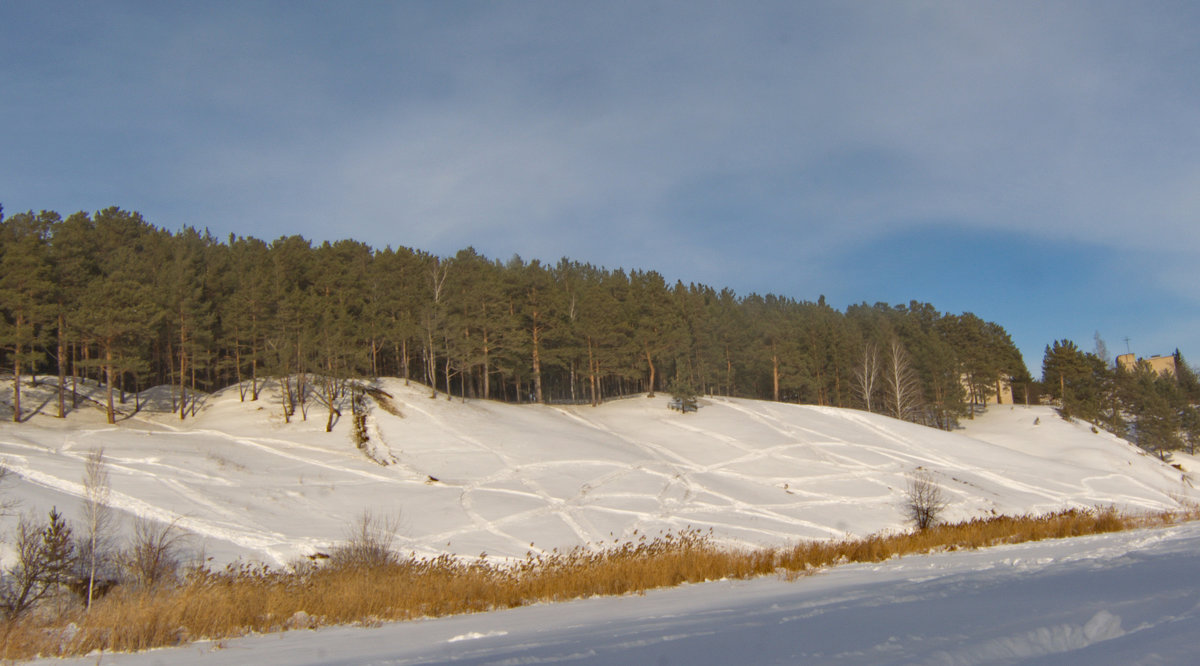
[4,1,1200,363]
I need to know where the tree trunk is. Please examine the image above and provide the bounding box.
[178,318,188,421]
[251,316,261,400]
[644,347,657,398]
[482,329,491,400]
[235,332,246,401]
[71,342,79,408]
[190,354,197,417]
[370,338,378,378]
[104,343,116,425]
[772,345,780,403]
[532,319,544,404]
[725,345,733,396]
[57,313,66,418]
[425,332,437,399]
[587,337,598,407]
[12,346,21,424]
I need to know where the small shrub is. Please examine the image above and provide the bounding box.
[328,511,400,569]
[904,468,949,530]
[121,517,188,588]
[667,378,699,413]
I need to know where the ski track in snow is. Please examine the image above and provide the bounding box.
[1,380,1197,567]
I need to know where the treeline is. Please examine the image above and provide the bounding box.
[1042,340,1200,459]
[0,206,1026,428]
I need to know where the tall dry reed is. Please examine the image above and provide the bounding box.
[2,507,1195,660]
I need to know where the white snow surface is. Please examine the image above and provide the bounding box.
[0,378,1195,567]
[5,378,1200,663]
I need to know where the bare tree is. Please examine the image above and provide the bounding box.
[854,342,882,413]
[904,468,949,530]
[122,517,188,588]
[884,338,924,423]
[81,448,115,609]
[0,515,54,619]
[0,509,76,620]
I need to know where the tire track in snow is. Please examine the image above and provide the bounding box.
[0,453,289,559]
[556,406,849,541]
[834,410,1078,504]
[400,398,601,552]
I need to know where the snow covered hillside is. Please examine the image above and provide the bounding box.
[0,378,1195,567]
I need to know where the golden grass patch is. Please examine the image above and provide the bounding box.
[3,507,1197,660]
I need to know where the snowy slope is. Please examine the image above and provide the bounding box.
[36,521,1200,665]
[0,378,1195,567]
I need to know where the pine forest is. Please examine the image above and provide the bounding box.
[0,205,1074,433]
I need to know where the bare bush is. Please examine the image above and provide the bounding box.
[904,468,949,530]
[328,511,400,569]
[121,517,189,588]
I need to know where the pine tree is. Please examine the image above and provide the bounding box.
[1042,339,1109,423]
[48,211,99,416]
[0,211,55,422]
[627,270,683,398]
[40,507,76,600]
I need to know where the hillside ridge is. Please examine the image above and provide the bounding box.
[0,377,1193,566]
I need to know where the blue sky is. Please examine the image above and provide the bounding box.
[4,1,1200,373]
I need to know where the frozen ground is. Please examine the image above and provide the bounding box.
[0,377,1195,567]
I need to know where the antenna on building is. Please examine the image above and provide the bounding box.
[1123,336,1131,354]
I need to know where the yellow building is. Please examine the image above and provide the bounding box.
[1116,352,1176,377]
[960,375,1015,406]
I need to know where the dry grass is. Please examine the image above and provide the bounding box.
[3,506,1198,660]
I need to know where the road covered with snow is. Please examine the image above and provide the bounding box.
[39,521,1200,665]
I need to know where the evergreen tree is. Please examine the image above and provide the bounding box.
[1042,339,1114,423]
[1124,363,1183,460]
[0,211,54,422]
[48,212,99,415]
[76,208,159,424]
[3,202,1052,425]
[627,270,683,398]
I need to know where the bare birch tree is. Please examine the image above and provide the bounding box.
[81,448,114,610]
[884,338,924,422]
[854,342,882,412]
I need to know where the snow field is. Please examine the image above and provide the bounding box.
[0,376,1194,568]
